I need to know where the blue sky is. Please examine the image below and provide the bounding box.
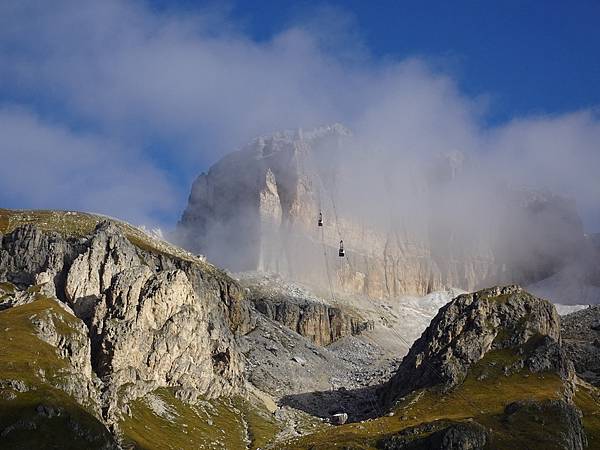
[150,0,600,123]
[0,0,599,230]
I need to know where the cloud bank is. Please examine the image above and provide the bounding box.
[0,0,598,230]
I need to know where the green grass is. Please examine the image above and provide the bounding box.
[483,292,513,303]
[0,297,115,449]
[280,346,567,449]
[0,281,16,294]
[0,208,219,273]
[574,383,600,448]
[119,389,281,450]
[0,208,99,236]
[1,297,73,383]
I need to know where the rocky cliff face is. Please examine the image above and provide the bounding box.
[177,124,586,299]
[0,213,253,425]
[242,274,373,346]
[253,297,373,346]
[562,305,600,386]
[381,285,572,407]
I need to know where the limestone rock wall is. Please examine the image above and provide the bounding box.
[0,221,252,422]
[178,125,586,298]
[252,296,373,346]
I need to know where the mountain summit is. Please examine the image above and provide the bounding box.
[177,125,588,300]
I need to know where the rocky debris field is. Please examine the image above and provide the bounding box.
[237,272,454,425]
[561,305,600,386]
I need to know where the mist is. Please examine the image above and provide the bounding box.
[0,0,599,268]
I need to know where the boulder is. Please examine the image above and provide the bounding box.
[331,412,348,425]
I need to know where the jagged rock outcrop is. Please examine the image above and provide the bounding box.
[253,297,373,345]
[502,400,587,450]
[177,124,586,298]
[0,218,253,424]
[378,420,488,450]
[562,306,600,385]
[239,273,374,346]
[31,303,102,414]
[381,286,573,407]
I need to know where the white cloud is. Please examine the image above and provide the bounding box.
[0,107,176,226]
[0,0,599,231]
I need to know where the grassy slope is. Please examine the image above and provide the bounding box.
[281,346,589,449]
[119,389,281,450]
[0,209,282,448]
[574,383,600,448]
[0,208,227,279]
[1,295,280,449]
[0,297,115,449]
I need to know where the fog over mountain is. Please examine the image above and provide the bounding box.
[0,0,599,234]
[177,124,599,304]
[2,3,600,448]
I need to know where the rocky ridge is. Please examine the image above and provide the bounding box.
[0,210,253,427]
[381,285,572,406]
[241,273,374,346]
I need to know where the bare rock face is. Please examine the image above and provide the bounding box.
[0,224,83,296]
[177,125,586,298]
[378,420,488,450]
[381,286,572,408]
[561,306,600,385]
[245,277,374,346]
[0,220,252,423]
[502,400,587,450]
[31,304,102,414]
[253,296,373,346]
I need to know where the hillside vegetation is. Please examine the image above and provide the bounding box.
[0,292,280,449]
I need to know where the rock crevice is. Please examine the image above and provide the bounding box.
[0,219,253,423]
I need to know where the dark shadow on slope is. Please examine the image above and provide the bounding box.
[279,383,388,422]
[0,402,117,450]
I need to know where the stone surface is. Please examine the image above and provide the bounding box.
[378,420,488,450]
[381,286,572,407]
[331,412,347,425]
[0,220,253,425]
[31,304,102,415]
[561,305,600,386]
[254,297,373,346]
[244,274,373,346]
[177,125,587,299]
